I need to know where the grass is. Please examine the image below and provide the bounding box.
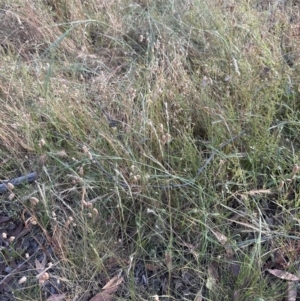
[1,0,300,300]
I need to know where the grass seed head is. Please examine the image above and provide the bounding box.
[162,133,172,145]
[8,236,15,243]
[82,145,89,153]
[8,193,15,200]
[39,272,49,285]
[79,166,84,175]
[92,208,98,217]
[18,276,27,285]
[30,217,38,225]
[87,151,93,160]
[65,216,74,228]
[82,200,93,208]
[39,138,46,147]
[138,34,144,42]
[86,202,93,208]
[30,197,39,206]
[133,175,141,182]
[7,183,14,190]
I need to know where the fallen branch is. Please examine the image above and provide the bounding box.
[0,172,37,193]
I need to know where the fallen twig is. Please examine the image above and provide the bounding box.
[0,172,37,193]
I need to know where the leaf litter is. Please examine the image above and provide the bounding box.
[267,269,299,281]
[89,275,124,301]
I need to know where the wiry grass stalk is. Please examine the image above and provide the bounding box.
[1,0,300,300]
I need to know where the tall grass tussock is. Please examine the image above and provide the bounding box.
[1,0,300,300]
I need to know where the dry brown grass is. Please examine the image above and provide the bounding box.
[1,0,300,300]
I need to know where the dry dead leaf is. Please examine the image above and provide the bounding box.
[89,276,123,301]
[267,269,300,281]
[47,294,66,301]
[35,256,47,274]
[35,255,49,285]
[102,275,123,292]
[89,292,113,301]
[225,245,235,257]
[165,251,173,270]
[0,216,10,224]
[145,263,159,272]
[246,189,272,195]
[178,241,199,259]
[287,281,297,301]
[211,229,235,257]
[55,150,68,157]
[211,229,228,245]
[273,250,289,269]
[233,290,240,300]
[206,263,218,290]
[11,223,24,237]
[227,260,241,277]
